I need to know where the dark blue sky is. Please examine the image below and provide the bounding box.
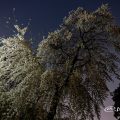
[0,1,120,120]
[0,0,120,47]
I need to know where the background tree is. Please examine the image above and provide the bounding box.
[0,26,44,120]
[37,4,120,120]
[113,84,120,120]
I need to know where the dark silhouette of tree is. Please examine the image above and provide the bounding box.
[113,84,120,120]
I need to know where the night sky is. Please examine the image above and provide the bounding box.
[0,0,120,120]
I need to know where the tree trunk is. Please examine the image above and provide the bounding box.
[46,46,81,120]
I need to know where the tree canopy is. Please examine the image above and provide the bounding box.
[37,4,120,120]
[0,31,43,120]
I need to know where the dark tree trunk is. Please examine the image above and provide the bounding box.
[46,85,62,120]
[46,46,81,120]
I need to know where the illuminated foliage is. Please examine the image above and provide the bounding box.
[37,4,120,120]
[0,27,43,120]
